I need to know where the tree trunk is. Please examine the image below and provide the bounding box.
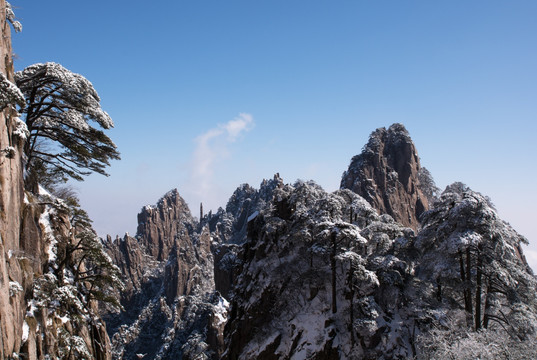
[475,245,483,330]
[331,232,337,313]
[483,283,492,329]
[459,250,469,311]
[465,247,473,316]
[348,260,355,346]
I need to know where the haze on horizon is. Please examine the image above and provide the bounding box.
[11,1,537,269]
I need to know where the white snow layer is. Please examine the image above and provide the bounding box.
[22,321,29,343]
[38,205,57,263]
[214,296,230,326]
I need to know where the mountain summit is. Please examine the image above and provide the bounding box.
[341,123,429,229]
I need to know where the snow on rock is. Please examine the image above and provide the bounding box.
[224,180,419,359]
[9,281,23,296]
[12,117,29,141]
[214,296,229,326]
[21,321,29,344]
[101,128,537,359]
[38,205,57,263]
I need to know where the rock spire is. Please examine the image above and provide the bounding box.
[340,123,428,229]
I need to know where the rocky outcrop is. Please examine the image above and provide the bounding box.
[101,146,537,359]
[106,176,284,359]
[207,174,283,245]
[137,189,196,261]
[106,190,226,360]
[340,123,428,230]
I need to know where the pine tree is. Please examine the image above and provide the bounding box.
[15,62,120,189]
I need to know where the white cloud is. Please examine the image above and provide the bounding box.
[224,113,254,141]
[186,113,254,212]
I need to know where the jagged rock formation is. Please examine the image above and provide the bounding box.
[207,174,283,245]
[2,2,534,359]
[104,189,226,360]
[102,131,537,359]
[137,189,195,261]
[104,177,283,359]
[341,123,429,229]
[209,175,283,297]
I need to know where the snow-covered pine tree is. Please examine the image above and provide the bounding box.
[14,62,120,190]
[415,183,537,357]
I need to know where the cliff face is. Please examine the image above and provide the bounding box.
[0,2,30,357]
[1,7,114,358]
[19,192,113,360]
[340,123,428,229]
[136,189,195,261]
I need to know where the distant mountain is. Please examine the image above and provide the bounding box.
[102,124,537,359]
[103,177,282,359]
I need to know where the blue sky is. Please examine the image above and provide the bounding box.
[10,1,537,268]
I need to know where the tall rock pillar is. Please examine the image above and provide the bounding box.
[0,1,26,357]
[341,123,429,230]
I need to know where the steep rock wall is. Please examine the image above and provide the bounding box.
[0,2,26,357]
[136,189,195,261]
[340,123,428,229]
[1,6,113,358]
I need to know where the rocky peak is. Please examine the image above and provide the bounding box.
[136,188,195,261]
[340,123,428,229]
[105,190,226,359]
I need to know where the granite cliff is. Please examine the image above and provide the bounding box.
[341,123,429,230]
[103,175,284,359]
[0,5,114,358]
[0,1,27,356]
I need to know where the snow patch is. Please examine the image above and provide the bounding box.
[39,208,57,263]
[9,281,23,296]
[22,321,29,343]
[26,300,38,318]
[12,118,29,140]
[38,185,51,197]
[214,296,229,326]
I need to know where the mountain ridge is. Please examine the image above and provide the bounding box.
[101,124,537,359]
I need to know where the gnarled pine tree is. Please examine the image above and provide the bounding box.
[15,62,120,190]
